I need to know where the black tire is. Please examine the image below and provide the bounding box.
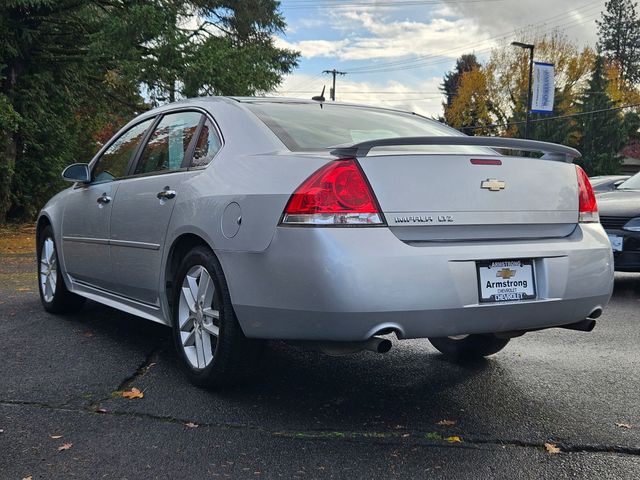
[428,334,509,360]
[37,225,85,314]
[171,245,261,388]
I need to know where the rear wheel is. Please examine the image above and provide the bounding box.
[37,225,85,314]
[171,246,261,388]
[428,334,509,360]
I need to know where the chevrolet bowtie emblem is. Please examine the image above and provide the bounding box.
[496,268,516,279]
[481,179,506,191]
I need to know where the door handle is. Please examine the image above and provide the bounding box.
[96,194,111,204]
[157,189,176,200]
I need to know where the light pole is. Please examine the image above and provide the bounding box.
[511,41,534,139]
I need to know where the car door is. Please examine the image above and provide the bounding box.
[61,118,154,291]
[108,110,206,305]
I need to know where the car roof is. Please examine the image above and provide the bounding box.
[228,96,421,115]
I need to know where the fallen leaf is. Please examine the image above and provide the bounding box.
[22,476,32,480]
[16,287,31,292]
[615,423,633,429]
[122,387,144,399]
[58,442,73,451]
[544,442,561,454]
[82,331,94,337]
[185,422,199,428]
[401,433,410,438]
[436,420,457,427]
[95,407,108,414]
[50,434,63,439]
[445,435,462,443]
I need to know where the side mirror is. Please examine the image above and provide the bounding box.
[613,180,625,189]
[62,163,91,183]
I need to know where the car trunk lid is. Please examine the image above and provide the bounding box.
[356,153,579,242]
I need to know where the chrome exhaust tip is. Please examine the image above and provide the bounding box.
[588,307,603,319]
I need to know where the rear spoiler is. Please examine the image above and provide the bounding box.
[329,136,581,162]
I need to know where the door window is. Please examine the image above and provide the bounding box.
[134,111,202,175]
[93,119,154,183]
[191,119,222,167]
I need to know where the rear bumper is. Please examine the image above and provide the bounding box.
[220,224,614,341]
[604,228,640,272]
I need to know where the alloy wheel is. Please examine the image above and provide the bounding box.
[40,237,57,303]
[178,265,220,369]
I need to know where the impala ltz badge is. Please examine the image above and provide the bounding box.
[481,179,506,191]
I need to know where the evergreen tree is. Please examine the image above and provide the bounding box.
[528,90,580,147]
[596,0,640,83]
[578,56,626,175]
[0,0,299,223]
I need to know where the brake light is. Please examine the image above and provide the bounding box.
[575,165,598,223]
[282,159,384,225]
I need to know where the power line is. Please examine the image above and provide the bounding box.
[285,72,325,93]
[275,1,605,98]
[345,13,601,75]
[467,102,640,131]
[341,0,604,74]
[275,9,602,100]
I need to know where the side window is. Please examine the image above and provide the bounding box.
[134,111,201,175]
[93,119,154,183]
[192,119,222,167]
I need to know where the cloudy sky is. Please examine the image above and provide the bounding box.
[272,0,607,117]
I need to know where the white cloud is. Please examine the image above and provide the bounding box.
[274,38,350,58]
[277,10,489,61]
[279,1,605,63]
[272,73,445,118]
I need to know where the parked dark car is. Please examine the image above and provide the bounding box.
[597,172,640,271]
[589,175,630,193]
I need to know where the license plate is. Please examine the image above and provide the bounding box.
[608,234,623,252]
[477,260,536,303]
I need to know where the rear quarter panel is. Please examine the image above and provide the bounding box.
[164,99,330,255]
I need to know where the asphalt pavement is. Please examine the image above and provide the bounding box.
[1,246,639,479]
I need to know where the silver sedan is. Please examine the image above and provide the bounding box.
[37,98,614,387]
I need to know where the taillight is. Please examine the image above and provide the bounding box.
[575,165,598,223]
[282,159,384,226]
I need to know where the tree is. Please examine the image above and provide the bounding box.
[444,67,493,135]
[126,1,299,103]
[0,0,299,223]
[578,56,626,175]
[597,0,640,83]
[483,30,594,140]
[441,54,480,108]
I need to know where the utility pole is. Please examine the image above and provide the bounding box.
[323,69,346,101]
[511,41,535,139]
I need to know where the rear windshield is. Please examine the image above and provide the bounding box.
[246,102,486,154]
